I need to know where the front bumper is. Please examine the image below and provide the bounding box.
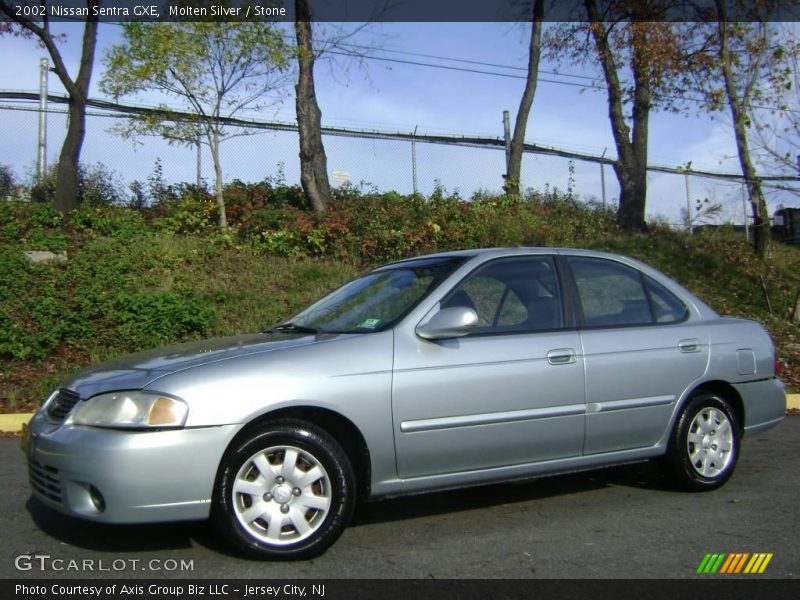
[24,411,240,523]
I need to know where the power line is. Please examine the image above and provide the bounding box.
[26,21,800,114]
[100,21,598,82]
[2,91,797,191]
[326,47,800,115]
[324,50,599,90]
[279,28,800,114]
[311,36,601,82]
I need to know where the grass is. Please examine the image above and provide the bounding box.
[0,200,798,413]
[0,232,359,413]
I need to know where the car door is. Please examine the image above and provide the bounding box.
[565,256,709,455]
[391,255,586,478]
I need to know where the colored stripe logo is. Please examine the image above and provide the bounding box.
[697,553,773,574]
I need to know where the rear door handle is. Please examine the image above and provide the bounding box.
[547,348,576,365]
[678,339,700,353]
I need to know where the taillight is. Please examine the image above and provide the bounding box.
[774,352,782,377]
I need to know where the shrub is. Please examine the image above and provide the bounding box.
[0,164,15,199]
[29,164,58,204]
[235,187,619,264]
[0,234,219,363]
[79,163,127,206]
[151,193,216,234]
[0,201,66,252]
[69,206,150,238]
[23,162,128,207]
[224,178,307,227]
[114,288,216,348]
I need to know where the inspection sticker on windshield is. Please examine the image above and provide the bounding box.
[358,318,382,329]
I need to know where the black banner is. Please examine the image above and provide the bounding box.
[2,579,799,600]
[0,0,798,24]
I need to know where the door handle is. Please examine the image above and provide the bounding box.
[678,339,700,353]
[547,348,576,365]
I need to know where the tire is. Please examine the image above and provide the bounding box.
[212,419,355,559]
[664,393,740,491]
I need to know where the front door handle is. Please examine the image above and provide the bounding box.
[678,339,700,353]
[547,348,576,365]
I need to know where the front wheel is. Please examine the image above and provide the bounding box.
[212,419,355,559]
[664,394,740,491]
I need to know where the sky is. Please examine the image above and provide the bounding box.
[0,20,796,225]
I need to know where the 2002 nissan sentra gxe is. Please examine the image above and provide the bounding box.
[22,248,785,559]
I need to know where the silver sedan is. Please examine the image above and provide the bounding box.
[23,248,786,559]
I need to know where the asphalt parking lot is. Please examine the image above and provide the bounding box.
[1,417,798,580]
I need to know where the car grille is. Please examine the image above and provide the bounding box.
[28,460,63,504]
[46,388,81,421]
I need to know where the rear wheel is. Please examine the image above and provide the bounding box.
[664,393,740,491]
[212,419,355,559]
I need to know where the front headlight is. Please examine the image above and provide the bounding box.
[71,391,189,429]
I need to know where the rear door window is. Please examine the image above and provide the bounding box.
[567,257,653,327]
[567,257,690,327]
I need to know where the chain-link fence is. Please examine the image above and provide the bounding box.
[1,98,798,228]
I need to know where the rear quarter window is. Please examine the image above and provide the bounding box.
[644,276,689,324]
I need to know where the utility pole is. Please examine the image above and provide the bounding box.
[37,58,49,183]
[502,110,511,178]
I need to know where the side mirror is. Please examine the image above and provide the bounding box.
[416,306,479,340]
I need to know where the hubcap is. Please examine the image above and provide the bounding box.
[232,445,332,546]
[687,407,734,478]
[273,485,292,504]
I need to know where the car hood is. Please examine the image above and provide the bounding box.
[62,332,328,399]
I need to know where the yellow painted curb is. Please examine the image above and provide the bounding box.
[0,413,33,433]
[788,394,800,410]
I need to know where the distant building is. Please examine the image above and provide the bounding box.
[773,207,800,245]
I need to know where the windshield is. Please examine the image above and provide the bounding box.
[283,256,467,334]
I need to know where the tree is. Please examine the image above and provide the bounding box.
[504,0,545,198]
[749,27,800,180]
[752,44,800,176]
[291,1,383,213]
[295,0,333,213]
[546,1,700,231]
[714,12,770,255]
[0,0,99,215]
[101,13,290,230]
[693,2,798,257]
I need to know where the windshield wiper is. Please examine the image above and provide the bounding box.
[264,323,321,335]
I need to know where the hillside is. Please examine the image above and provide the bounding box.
[1,189,797,412]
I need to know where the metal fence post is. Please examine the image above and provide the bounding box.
[412,125,418,197]
[600,148,607,208]
[196,137,202,187]
[742,183,750,243]
[37,58,48,182]
[502,110,511,178]
[685,171,692,234]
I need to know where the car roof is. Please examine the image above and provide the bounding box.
[381,247,632,266]
[381,247,718,322]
